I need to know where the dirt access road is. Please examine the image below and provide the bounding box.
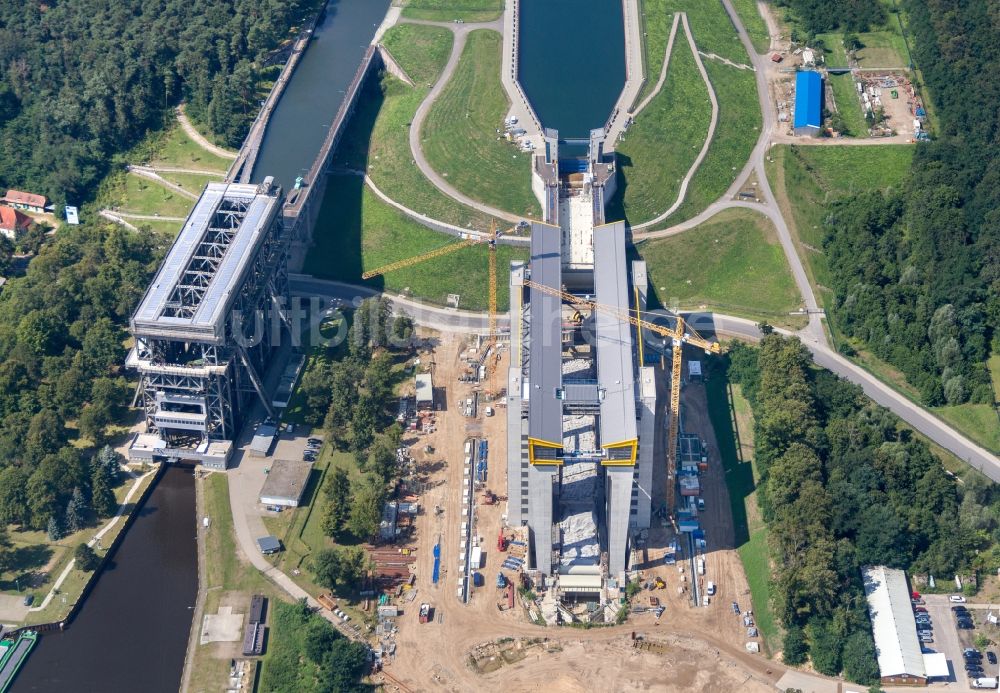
[379,347,780,691]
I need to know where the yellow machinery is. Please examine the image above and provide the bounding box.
[361,223,505,384]
[522,279,721,523]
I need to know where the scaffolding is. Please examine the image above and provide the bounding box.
[126,179,289,467]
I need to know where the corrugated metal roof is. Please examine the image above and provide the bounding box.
[132,182,280,341]
[862,565,926,679]
[562,381,600,402]
[794,70,823,129]
[593,221,636,446]
[527,222,563,445]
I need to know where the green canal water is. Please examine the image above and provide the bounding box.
[518,0,626,140]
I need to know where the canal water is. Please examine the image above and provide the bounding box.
[517,0,626,140]
[15,467,197,693]
[251,0,391,191]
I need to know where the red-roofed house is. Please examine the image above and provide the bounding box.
[2,190,48,213]
[0,205,31,240]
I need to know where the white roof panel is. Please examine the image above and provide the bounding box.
[862,565,925,679]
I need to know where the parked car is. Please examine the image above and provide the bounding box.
[965,648,982,659]
[308,437,322,445]
[22,594,33,606]
[920,635,934,643]
[953,605,970,612]
[958,620,975,629]
[987,651,997,665]
[915,606,928,613]
[951,595,968,603]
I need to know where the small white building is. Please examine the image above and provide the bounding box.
[415,373,433,408]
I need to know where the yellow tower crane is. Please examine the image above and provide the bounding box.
[360,223,506,383]
[521,279,721,524]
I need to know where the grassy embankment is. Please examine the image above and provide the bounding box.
[102,123,233,233]
[728,0,771,54]
[332,24,502,231]
[705,368,780,654]
[421,29,539,218]
[610,25,712,225]
[188,473,282,692]
[767,144,1000,453]
[305,175,526,311]
[402,0,503,22]
[637,208,802,325]
[633,2,674,106]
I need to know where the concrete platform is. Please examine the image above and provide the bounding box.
[200,605,244,644]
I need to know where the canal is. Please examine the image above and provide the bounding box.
[251,0,391,191]
[517,0,626,140]
[15,467,197,693]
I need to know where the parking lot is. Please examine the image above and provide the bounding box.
[922,594,999,689]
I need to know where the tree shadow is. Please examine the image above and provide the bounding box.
[704,357,754,549]
[605,152,632,225]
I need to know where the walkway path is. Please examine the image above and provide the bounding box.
[127,165,199,201]
[629,14,720,231]
[144,165,226,176]
[631,14,682,118]
[176,105,237,160]
[98,211,139,232]
[109,212,187,222]
[698,51,754,71]
[403,17,524,224]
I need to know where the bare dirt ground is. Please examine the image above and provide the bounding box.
[382,348,784,692]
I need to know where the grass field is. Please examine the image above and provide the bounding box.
[765,143,913,295]
[667,63,761,225]
[705,372,780,653]
[827,73,868,137]
[305,175,527,310]
[634,1,675,106]
[150,123,233,172]
[116,173,196,218]
[380,23,454,86]
[156,171,221,198]
[856,30,910,68]
[666,0,751,66]
[729,0,770,53]
[933,403,1000,454]
[402,0,503,22]
[638,208,801,319]
[611,33,712,225]
[332,75,499,231]
[815,33,848,66]
[420,30,539,218]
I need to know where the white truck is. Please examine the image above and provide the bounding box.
[972,679,998,690]
[706,581,716,596]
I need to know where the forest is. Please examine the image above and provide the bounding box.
[817,0,1000,407]
[770,0,885,34]
[726,334,990,683]
[0,0,319,206]
[0,223,161,534]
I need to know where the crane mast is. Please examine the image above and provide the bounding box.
[521,279,720,523]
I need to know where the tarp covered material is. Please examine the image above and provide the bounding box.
[415,373,433,404]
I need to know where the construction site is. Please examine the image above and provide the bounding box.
[347,123,769,692]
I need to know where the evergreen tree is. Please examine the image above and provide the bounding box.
[74,543,100,572]
[322,468,351,538]
[90,465,117,518]
[97,445,121,487]
[64,487,89,533]
[46,515,64,542]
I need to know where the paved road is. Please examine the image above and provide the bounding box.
[684,312,1000,481]
[402,16,524,223]
[630,14,720,230]
[144,165,226,176]
[289,275,999,476]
